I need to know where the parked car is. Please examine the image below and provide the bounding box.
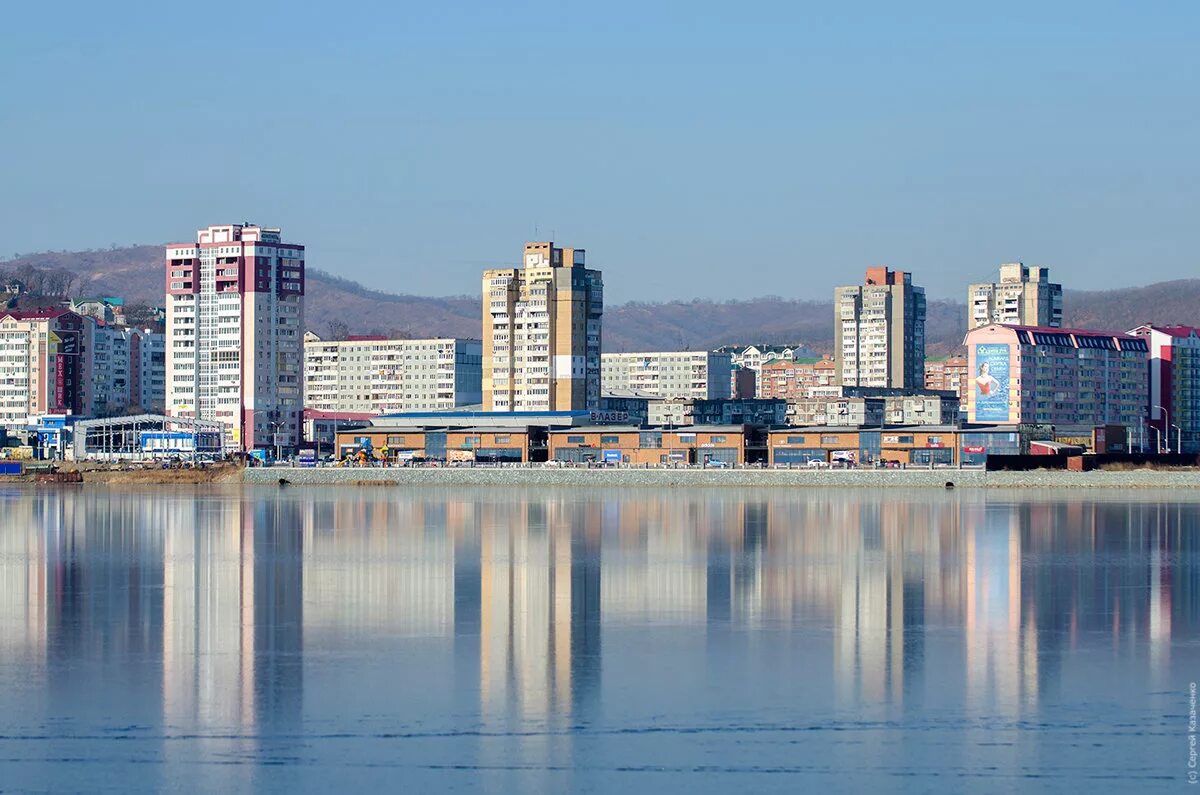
[704,459,731,469]
[805,459,829,468]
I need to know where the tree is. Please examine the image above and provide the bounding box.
[326,320,350,341]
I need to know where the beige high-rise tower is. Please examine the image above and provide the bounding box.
[482,242,603,411]
[968,263,1063,329]
[834,267,926,389]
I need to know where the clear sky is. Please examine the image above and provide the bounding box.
[1,1,1196,303]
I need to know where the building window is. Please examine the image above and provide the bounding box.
[820,435,840,444]
[786,435,805,444]
[710,435,727,443]
[601,435,620,444]
[494,435,510,444]
[386,435,406,445]
[567,435,585,444]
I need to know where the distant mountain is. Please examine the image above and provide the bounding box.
[3,245,1198,355]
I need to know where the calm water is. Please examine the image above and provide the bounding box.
[0,485,1197,793]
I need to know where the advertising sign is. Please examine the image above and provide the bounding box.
[602,449,622,463]
[973,344,1011,422]
[589,410,629,424]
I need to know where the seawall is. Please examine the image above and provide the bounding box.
[243,466,1200,489]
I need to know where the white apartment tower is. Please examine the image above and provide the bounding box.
[483,242,603,411]
[165,223,304,451]
[968,263,1063,330]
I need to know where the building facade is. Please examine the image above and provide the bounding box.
[1128,325,1200,453]
[834,267,926,389]
[165,223,305,452]
[924,356,969,401]
[304,333,483,414]
[92,324,136,416]
[137,330,166,414]
[0,309,95,427]
[758,356,836,399]
[483,242,603,412]
[601,351,731,400]
[968,263,1063,330]
[964,324,1148,438]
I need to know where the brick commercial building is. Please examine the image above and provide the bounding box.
[166,223,305,452]
[964,324,1148,444]
[550,425,755,466]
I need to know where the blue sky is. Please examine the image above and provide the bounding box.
[1,1,1196,303]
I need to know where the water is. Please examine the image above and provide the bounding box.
[0,485,1196,793]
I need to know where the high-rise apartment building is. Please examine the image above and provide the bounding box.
[964,324,1148,433]
[0,309,94,427]
[304,333,483,414]
[601,351,731,400]
[483,242,602,412]
[834,267,926,389]
[1128,325,1200,453]
[92,323,136,416]
[165,223,305,452]
[968,263,1062,330]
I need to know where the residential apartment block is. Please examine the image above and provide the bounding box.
[758,356,836,399]
[964,324,1148,436]
[137,330,166,414]
[834,267,926,389]
[92,324,136,416]
[1128,325,1200,453]
[968,263,1062,330]
[304,333,483,414]
[165,223,305,452]
[0,309,94,428]
[924,356,969,402]
[483,242,602,412]
[601,351,731,400]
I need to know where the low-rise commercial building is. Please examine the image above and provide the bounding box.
[601,351,732,399]
[964,325,1149,444]
[336,425,544,463]
[786,387,959,427]
[767,424,1035,466]
[549,425,755,465]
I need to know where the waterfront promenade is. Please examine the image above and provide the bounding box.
[243,465,1200,489]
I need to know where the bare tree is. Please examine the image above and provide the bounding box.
[326,320,350,341]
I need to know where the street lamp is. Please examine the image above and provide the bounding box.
[1171,423,1183,457]
[1153,405,1170,454]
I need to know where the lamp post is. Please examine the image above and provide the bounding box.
[1172,423,1182,457]
[1153,404,1170,454]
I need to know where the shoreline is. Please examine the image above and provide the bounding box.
[4,465,1199,488]
[240,466,1200,489]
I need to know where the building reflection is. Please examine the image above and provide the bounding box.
[1,484,1200,769]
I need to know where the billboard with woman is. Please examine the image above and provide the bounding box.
[973,344,1011,422]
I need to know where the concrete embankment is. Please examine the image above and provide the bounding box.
[243,466,1200,489]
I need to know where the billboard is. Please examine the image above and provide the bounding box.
[973,343,1011,422]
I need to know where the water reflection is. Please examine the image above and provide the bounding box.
[0,486,1197,789]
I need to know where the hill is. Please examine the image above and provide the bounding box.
[2,245,1197,355]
